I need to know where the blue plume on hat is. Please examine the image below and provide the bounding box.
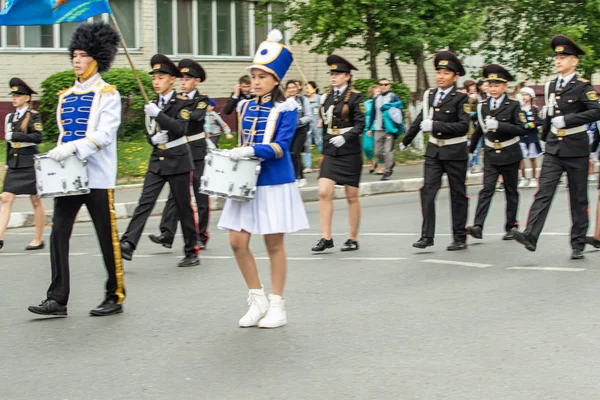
[246,29,293,81]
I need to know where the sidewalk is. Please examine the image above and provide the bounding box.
[3,161,486,229]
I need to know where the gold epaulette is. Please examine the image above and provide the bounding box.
[578,78,590,83]
[101,84,117,94]
[57,87,71,96]
[351,89,361,94]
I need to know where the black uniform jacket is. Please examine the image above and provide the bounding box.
[403,86,471,161]
[542,75,600,158]
[148,92,194,176]
[469,97,528,165]
[182,92,210,162]
[6,110,43,169]
[320,89,365,157]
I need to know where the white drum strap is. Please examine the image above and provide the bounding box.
[477,102,488,134]
[422,89,432,121]
[262,107,280,144]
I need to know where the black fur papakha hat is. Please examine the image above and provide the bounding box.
[69,22,120,73]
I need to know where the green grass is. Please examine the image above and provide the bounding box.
[1,134,423,185]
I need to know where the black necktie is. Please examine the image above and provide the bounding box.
[159,98,164,109]
[334,90,340,100]
[558,79,565,92]
[491,101,497,111]
[436,92,445,106]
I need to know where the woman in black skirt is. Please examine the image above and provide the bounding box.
[0,78,45,251]
[311,55,365,252]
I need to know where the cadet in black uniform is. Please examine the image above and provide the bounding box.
[149,59,210,250]
[312,55,365,252]
[467,65,528,241]
[512,36,600,260]
[0,78,45,251]
[401,51,471,251]
[120,54,200,267]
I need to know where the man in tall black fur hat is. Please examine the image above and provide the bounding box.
[28,22,126,317]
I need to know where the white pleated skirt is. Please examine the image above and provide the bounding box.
[218,182,309,235]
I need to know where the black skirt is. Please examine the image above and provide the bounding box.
[3,166,37,195]
[319,153,363,187]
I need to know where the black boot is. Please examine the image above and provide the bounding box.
[468,226,483,239]
[511,228,536,252]
[340,239,359,252]
[571,249,585,260]
[178,255,200,267]
[312,238,334,252]
[502,231,515,241]
[412,237,434,249]
[149,234,173,249]
[120,241,134,261]
[90,299,123,316]
[447,241,467,251]
[585,236,600,249]
[28,299,67,317]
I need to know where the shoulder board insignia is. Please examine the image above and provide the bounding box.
[351,89,361,94]
[586,91,598,101]
[170,98,176,103]
[179,109,191,120]
[101,85,117,94]
[360,102,366,114]
[197,101,207,109]
[177,94,188,100]
[579,78,590,83]
[57,87,71,96]
[463,104,471,113]
[505,101,510,105]
[519,112,526,123]
[30,109,38,114]
[33,122,43,131]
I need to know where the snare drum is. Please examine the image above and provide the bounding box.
[200,149,261,201]
[34,154,90,198]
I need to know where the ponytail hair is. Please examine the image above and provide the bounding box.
[342,77,354,121]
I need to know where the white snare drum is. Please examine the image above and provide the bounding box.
[200,149,261,201]
[34,154,90,198]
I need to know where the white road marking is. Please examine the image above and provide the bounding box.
[32,252,88,257]
[508,267,586,272]
[288,232,570,237]
[0,253,28,256]
[421,259,493,268]
[341,257,407,261]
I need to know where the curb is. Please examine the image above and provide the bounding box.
[7,173,484,229]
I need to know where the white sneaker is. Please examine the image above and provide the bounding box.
[303,168,313,174]
[518,178,528,188]
[298,178,307,188]
[239,287,269,328]
[258,294,287,329]
[528,179,538,188]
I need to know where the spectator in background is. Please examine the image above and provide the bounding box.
[468,79,489,174]
[303,81,322,173]
[286,80,313,187]
[370,78,402,180]
[463,80,477,95]
[223,75,253,115]
[205,99,232,148]
[363,84,380,173]
[518,87,543,188]
[295,80,303,95]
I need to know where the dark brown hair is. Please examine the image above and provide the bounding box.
[239,75,251,85]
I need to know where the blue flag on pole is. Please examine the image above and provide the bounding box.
[0,0,112,26]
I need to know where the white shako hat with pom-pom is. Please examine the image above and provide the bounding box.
[246,29,293,82]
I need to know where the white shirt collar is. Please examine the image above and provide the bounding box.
[334,85,348,95]
[490,94,506,107]
[15,105,28,118]
[437,86,453,97]
[187,90,197,100]
[74,73,102,91]
[160,90,175,105]
[557,72,576,86]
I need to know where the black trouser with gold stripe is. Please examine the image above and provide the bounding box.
[47,189,125,306]
[159,160,209,245]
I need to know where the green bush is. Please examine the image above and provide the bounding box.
[39,68,156,143]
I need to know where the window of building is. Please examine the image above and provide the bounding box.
[157,0,289,59]
[0,0,140,50]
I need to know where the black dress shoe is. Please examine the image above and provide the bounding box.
[571,249,585,260]
[149,234,173,249]
[120,241,134,261]
[178,255,200,267]
[198,241,207,250]
[447,241,467,251]
[28,299,67,317]
[502,231,515,241]
[412,237,434,249]
[341,239,359,252]
[381,171,392,181]
[25,241,45,251]
[0,240,3,250]
[312,238,334,252]
[585,236,600,249]
[511,228,536,252]
[468,226,483,239]
[90,299,123,316]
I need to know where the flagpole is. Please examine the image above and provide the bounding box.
[107,12,149,103]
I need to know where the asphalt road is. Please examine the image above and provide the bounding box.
[2,184,600,400]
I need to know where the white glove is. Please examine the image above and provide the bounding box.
[229,146,255,161]
[551,116,566,129]
[329,136,346,148]
[151,131,169,145]
[420,120,433,132]
[485,118,499,131]
[399,143,409,151]
[48,142,76,162]
[5,130,12,142]
[144,103,162,118]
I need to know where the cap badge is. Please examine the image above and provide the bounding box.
[439,60,448,66]
[330,65,338,70]
[11,86,18,91]
[153,64,161,70]
[180,67,190,73]
[489,73,498,79]
[555,46,564,52]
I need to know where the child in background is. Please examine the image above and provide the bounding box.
[205,99,232,148]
